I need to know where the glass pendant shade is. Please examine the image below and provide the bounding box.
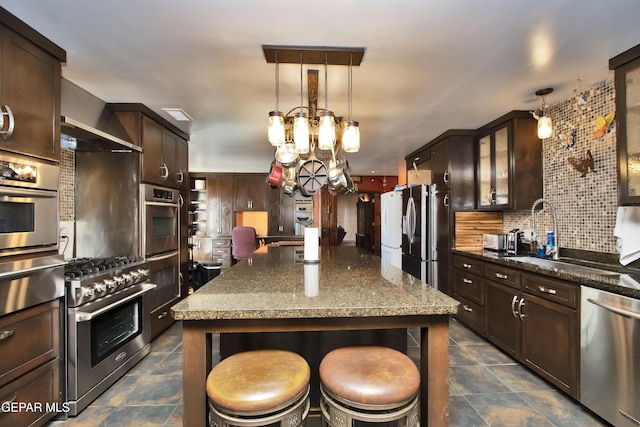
[293,112,309,153]
[537,115,553,139]
[342,120,360,153]
[268,111,285,146]
[318,111,336,150]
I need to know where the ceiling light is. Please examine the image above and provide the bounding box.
[534,88,553,139]
[267,51,285,146]
[342,53,360,153]
[161,108,193,122]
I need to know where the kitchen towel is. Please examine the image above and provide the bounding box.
[614,206,640,265]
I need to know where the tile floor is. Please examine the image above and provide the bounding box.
[46,317,610,427]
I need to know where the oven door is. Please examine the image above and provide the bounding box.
[147,251,181,309]
[143,201,179,257]
[0,186,58,255]
[67,282,156,410]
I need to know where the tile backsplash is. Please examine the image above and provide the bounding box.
[503,78,618,254]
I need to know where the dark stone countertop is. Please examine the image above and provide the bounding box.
[172,245,459,321]
[452,249,640,300]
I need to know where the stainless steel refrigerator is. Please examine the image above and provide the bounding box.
[401,184,437,286]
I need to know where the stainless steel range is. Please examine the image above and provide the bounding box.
[64,257,156,417]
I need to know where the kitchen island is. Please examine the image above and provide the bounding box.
[171,245,459,427]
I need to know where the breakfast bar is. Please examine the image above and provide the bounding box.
[172,245,459,427]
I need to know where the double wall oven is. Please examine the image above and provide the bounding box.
[141,184,181,335]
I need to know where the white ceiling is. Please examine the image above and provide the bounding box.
[2,1,640,176]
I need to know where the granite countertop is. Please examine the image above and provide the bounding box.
[172,245,459,321]
[452,248,640,299]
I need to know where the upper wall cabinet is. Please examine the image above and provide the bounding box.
[234,174,268,211]
[109,103,189,190]
[476,111,541,211]
[0,10,66,162]
[610,43,640,205]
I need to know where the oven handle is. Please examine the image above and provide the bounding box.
[0,261,66,280]
[0,186,57,198]
[144,201,179,208]
[587,298,640,320]
[75,283,157,322]
[146,251,179,262]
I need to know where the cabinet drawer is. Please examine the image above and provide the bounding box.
[151,298,177,340]
[212,239,231,248]
[453,255,483,275]
[0,358,60,427]
[453,293,484,336]
[522,273,578,309]
[485,263,521,289]
[0,301,59,388]
[453,269,484,305]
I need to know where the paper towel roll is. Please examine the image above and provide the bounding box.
[304,264,319,296]
[304,227,319,262]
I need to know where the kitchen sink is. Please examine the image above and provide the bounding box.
[508,256,621,277]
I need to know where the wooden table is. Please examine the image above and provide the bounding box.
[172,245,459,427]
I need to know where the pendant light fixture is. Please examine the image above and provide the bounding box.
[535,88,553,139]
[293,52,310,154]
[317,53,336,151]
[267,51,285,146]
[342,53,360,153]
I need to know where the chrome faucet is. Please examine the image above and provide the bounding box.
[531,198,559,260]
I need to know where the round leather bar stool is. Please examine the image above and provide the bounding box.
[319,346,420,427]
[206,349,311,427]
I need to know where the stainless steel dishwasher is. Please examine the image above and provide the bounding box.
[581,284,640,426]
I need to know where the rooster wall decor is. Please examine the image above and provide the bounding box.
[567,150,595,177]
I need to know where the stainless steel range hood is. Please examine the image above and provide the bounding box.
[61,115,141,152]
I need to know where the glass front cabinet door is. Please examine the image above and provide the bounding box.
[475,111,541,211]
[611,43,640,205]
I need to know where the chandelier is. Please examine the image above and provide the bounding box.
[264,45,365,196]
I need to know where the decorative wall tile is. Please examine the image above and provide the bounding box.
[503,79,618,254]
[59,148,74,221]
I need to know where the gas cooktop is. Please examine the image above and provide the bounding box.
[64,256,149,307]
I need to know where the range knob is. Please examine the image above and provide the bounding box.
[79,286,95,298]
[103,279,117,290]
[121,273,133,285]
[94,281,107,292]
[137,268,150,279]
[113,277,125,287]
[130,270,141,281]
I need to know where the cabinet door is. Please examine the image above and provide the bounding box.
[176,138,189,190]
[162,130,179,187]
[268,190,295,236]
[521,293,578,397]
[615,55,640,204]
[493,126,510,206]
[0,27,61,161]
[430,140,450,190]
[234,175,267,211]
[141,116,165,185]
[208,175,234,237]
[477,134,493,208]
[191,237,213,262]
[485,280,520,359]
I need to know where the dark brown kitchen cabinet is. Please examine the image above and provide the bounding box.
[0,300,61,426]
[465,256,580,398]
[234,174,268,211]
[268,188,295,236]
[0,11,66,162]
[610,43,640,205]
[207,174,234,237]
[109,103,190,189]
[476,111,541,210]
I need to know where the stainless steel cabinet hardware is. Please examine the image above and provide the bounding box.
[463,263,472,269]
[0,328,16,341]
[511,295,519,318]
[495,272,508,280]
[0,105,15,140]
[518,298,526,320]
[443,170,450,185]
[443,193,449,208]
[160,163,169,180]
[463,305,473,312]
[537,286,557,295]
[157,311,168,320]
[463,278,473,284]
[176,170,184,184]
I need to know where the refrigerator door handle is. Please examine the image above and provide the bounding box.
[406,196,416,245]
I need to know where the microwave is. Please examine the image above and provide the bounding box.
[483,234,507,251]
